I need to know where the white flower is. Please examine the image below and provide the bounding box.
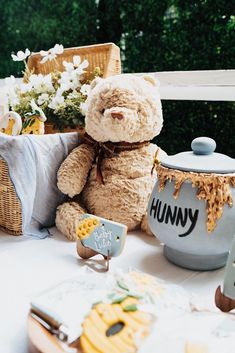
[57,84,69,95]
[77,62,89,75]
[63,61,74,73]
[4,76,19,107]
[73,55,89,75]
[5,75,16,86]
[11,48,30,61]
[63,55,89,74]
[59,70,81,91]
[29,73,54,93]
[37,93,50,106]
[67,90,80,99]
[73,56,88,69]
[80,84,91,96]
[8,93,19,107]
[30,99,47,121]
[73,55,82,67]
[80,101,88,116]
[20,82,33,93]
[48,94,65,112]
[53,44,64,55]
[40,44,64,64]
[7,89,19,108]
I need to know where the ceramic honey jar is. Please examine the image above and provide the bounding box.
[147,137,235,270]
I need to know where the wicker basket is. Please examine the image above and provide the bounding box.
[0,158,22,235]
[0,43,121,235]
[27,42,121,80]
[28,42,121,134]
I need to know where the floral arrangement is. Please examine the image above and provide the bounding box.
[4,44,100,131]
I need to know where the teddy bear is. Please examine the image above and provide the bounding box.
[55,74,163,240]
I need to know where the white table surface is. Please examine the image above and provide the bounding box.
[0,227,225,353]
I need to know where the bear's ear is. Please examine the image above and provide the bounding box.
[143,75,160,88]
[90,77,103,90]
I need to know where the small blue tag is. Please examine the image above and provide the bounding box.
[76,214,127,257]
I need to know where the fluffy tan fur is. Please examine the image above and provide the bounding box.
[56,74,163,240]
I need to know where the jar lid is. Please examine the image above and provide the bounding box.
[161,137,235,174]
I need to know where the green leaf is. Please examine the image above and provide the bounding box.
[29,118,36,126]
[116,280,129,292]
[112,294,128,304]
[22,119,30,129]
[128,291,143,299]
[123,304,138,312]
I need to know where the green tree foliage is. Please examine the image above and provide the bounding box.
[0,0,97,77]
[97,0,122,44]
[0,0,235,155]
[120,0,170,72]
[120,0,235,155]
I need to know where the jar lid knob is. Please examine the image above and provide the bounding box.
[191,137,216,155]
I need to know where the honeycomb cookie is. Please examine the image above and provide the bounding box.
[76,214,127,261]
[80,297,153,353]
[76,216,100,240]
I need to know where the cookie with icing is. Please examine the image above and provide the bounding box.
[0,111,22,135]
[80,297,152,353]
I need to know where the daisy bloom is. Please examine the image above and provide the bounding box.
[37,93,50,106]
[40,44,64,64]
[80,84,91,96]
[11,49,30,61]
[48,94,65,112]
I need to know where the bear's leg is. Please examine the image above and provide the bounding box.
[56,201,86,241]
[56,201,99,258]
[140,213,153,236]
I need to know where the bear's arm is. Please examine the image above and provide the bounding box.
[57,143,96,197]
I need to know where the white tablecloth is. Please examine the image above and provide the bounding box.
[0,227,224,353]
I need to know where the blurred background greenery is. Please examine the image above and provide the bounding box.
[0,0,235,155]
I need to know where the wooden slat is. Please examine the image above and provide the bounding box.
[160,85,235,101]
[136,70,235,86]
[133,71,235,101]
[1,69,235,101]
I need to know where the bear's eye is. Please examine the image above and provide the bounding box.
[100,109,105,114]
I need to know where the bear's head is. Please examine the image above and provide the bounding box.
[85,74,163,143]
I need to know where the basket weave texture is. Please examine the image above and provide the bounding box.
[28,42,121,133]
[1,43,121,235]
[0,158,22,235]
[27,42,121,80]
